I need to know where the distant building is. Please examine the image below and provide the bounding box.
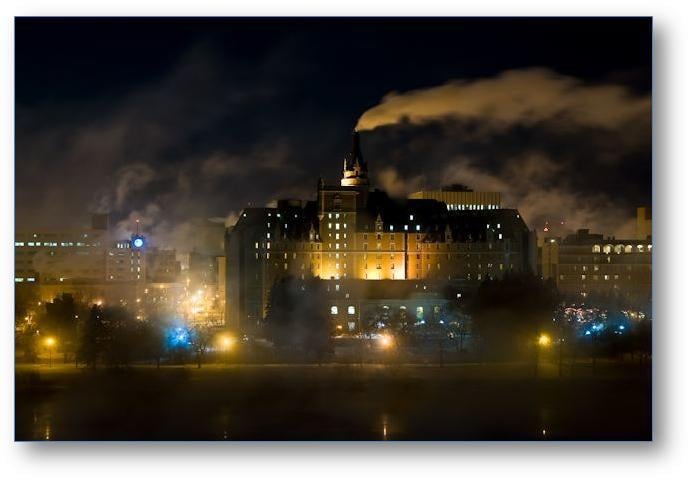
[540,228,652,309]
[226,131,536,333]
[636,206,652,240]
[15,219,112,285]
[146,248,181,283]
[408,188,501,211]
[15,214,183,314]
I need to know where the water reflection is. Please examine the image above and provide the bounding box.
[382,414,390,441]
[218,407,231,440]
[31,404,53,441]
[15,366,651,440]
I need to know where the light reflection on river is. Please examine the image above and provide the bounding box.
[16,366,651,440]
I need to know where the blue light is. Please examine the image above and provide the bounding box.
[166,326,192,349]
[585,330,591,336]
[618,325,625,331]
[133,237,144,248]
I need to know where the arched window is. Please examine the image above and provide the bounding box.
[592,245,601,253]
[614,245,623,254]
[625,245,633,253]
[603,245,612,254]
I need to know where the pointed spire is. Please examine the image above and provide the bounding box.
[350,129,365,169]
[341,129,369,187]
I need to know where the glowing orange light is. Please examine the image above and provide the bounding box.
[537,334,552,347]
[380,334,394,349]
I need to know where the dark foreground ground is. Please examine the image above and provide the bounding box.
[15,362,651,441]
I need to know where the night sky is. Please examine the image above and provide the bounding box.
[15,18,651,250]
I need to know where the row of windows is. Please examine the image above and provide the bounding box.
[447,204,499,211]
[562,274,642,281]
[330,305,358,315]
[15,241,90,247]
[592,244,652,254]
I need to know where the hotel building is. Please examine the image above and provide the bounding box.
[226,131,537,333]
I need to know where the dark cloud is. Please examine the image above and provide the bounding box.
[15,19,651,250]
[361,98,651,237]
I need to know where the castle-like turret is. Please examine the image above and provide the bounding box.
[341,130,369,187]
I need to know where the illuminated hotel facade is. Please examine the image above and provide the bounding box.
[226,132,537,332]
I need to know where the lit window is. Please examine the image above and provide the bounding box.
[498,233,503,240]
[415,225,420,231]
[330,306,338,315]
[409,214,414,221]
[348,306,355,315]
[335,223,340,230]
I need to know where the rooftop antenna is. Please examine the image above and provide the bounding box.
[135,219,140,235]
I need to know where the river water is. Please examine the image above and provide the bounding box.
[15,363,651,441]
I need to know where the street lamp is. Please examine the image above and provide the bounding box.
[218,334,235,366]
[534,333,552,378]
[537,333,552,347]
[379,334,394,349]
[45,336,56,368]
[379,334,395,366]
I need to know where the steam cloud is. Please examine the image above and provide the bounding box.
[357,68,650,132]
[360,69,651,238]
